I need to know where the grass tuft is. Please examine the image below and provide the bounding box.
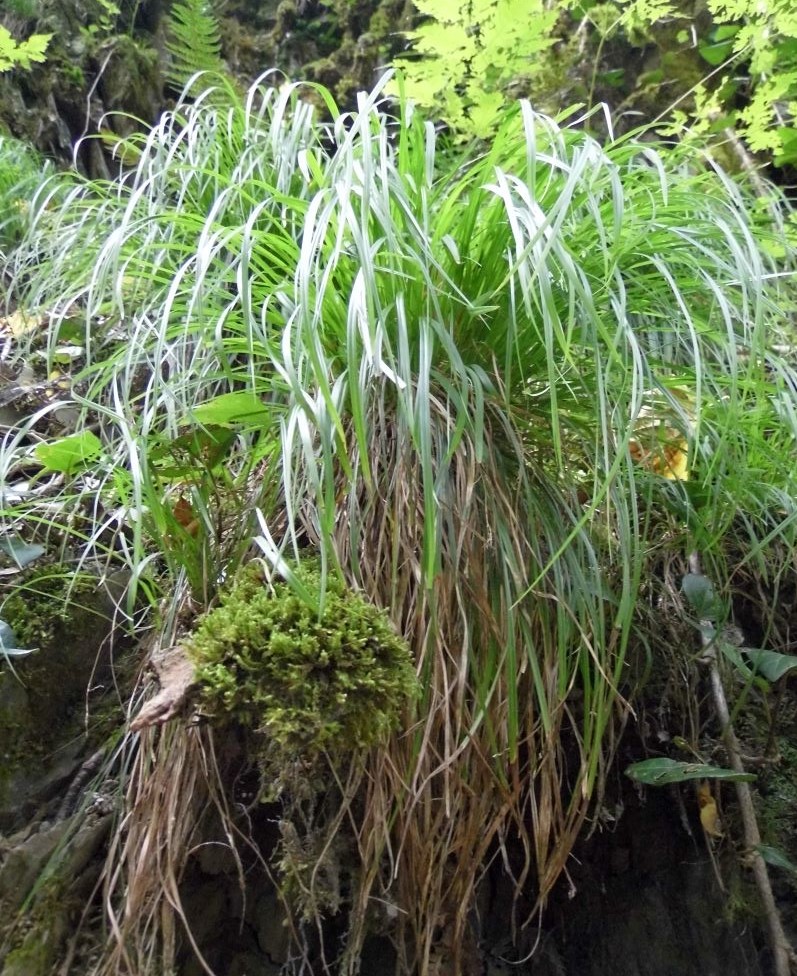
[2,73,797,973]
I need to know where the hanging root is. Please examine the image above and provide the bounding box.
[95,722,243,976]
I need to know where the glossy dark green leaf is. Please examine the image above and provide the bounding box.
[624,758,755,785]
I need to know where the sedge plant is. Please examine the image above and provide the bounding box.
[2,73,797,973]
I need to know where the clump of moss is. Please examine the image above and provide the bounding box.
[188,561,417,757]
[1,568,100,650]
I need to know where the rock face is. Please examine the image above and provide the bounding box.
[0,813,112,976]
[548,788,767,976]
[0,569,125,975]
[0,0,411,175]
[0,572,118,831]
[0,2,164,176]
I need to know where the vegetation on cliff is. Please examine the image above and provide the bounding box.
[0,1,796,973]
[0,50,795,968]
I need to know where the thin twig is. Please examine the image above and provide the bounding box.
[688,552,793,976]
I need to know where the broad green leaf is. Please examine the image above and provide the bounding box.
[35,431,102,474]
[681,572,719,619]
[189,393,271,427]
[699,27,738,66]
[756,845,797,875]
[719,642,771,691]
[713,25,742,42]
[743,648,797,682]
[624,758,755,785]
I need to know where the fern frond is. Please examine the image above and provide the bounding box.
[165,0,224,93]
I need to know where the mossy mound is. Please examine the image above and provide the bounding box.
[189,561,417,757]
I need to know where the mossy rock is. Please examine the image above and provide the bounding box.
[189,561,418,758]
[2,936,58,976]
[0,568,116,829]
[0,813,112,975]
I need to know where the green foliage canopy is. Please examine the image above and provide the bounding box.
[392,0,797,164]
[0,25,51,73]
[389,0,558,137]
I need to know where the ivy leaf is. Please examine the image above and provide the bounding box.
[625,758,755,785]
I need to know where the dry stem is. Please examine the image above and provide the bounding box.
[688,552,793,976]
